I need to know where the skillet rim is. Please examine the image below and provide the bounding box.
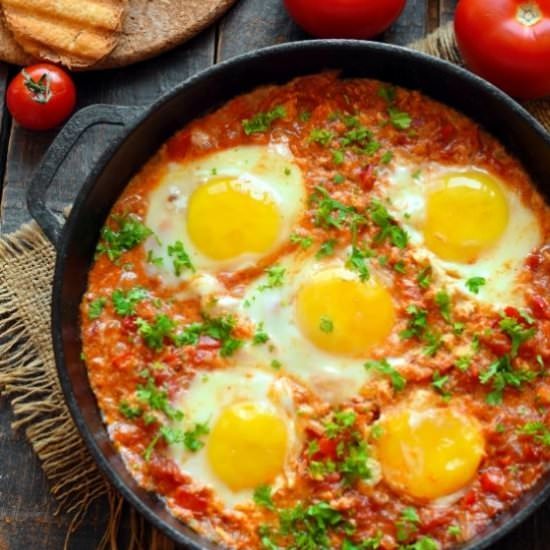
[51,38,550,550]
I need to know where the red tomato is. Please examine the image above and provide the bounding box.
[455,0,550,99]
[283,0,407,39]
[6,63,76,130]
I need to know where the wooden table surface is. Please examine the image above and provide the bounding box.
[0,0,549,548]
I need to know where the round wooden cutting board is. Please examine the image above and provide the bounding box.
[0,0,237,70]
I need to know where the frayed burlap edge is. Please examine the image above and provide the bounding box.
[0,23,548,550]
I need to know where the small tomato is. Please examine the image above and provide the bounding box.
[7,63,77,130]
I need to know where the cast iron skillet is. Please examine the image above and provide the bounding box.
[27,40,550,549]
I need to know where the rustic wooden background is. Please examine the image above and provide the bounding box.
[1,0,549,548]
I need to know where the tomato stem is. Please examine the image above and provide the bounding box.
[22,70,52,104]
[516,2,542,27]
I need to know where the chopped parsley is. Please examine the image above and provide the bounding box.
[399,536,439,550]
[517,421,550,446]
[136,315,176,351]
[136,376,182,421]
[88,297,106,319]
[365,359,406,391]
[388,107,412,130]
[112,287,148,316]
[333,173,345,184]
[435,290,452,323]
[369,200,408,249]
[167,240,194,276]
[479,354,537,405]
[319,316,334,333]
[342,534,382,550]
[270,359,282,370]
[432,371,451,397]
[310,410,373,486]
[242,105,286,135]
[346,246,371,281]
[309,128,334,146]
[253,485,275,510]
[260,265,286,290]
[448,525,461,538]
[499,314,536,357]
[316,239,337,259]
[416,266,432,289]
[397,507,420,542]
[465,276,486,294]
[309,186,366,231]
[119,400,142,419]
[380,150,393,164]
[400,305,428,340]
[290,232,313,249]
[96,214,153,261]
[253,322,269,345]
[378,85,396,103]
[332,149,345,165]
[182,422,210,451]
[299,110,311,122]
[252,323,269,346]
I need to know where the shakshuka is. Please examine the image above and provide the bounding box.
[81,73,550,549]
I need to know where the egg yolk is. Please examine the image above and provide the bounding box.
[424,171,509,263]
[296,269,395,356]
[207,401,288,491]
[377,406,485,500]
[187,178,281,260]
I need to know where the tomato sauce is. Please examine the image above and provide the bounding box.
[81,73,550,549]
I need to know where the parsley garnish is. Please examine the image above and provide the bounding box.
[365,359,406,391]
[167,240,194,276]
[271,359,282,370]
[333,173,345,184]
[309,186,366,231]
[400,305,428,340]
[136,315,176,351]
[346,246,371,281]
[369,200,408,249]
[319,316,334,333]
[290,233,313,249]
[465,276,486,294]
[399,537,439,550]
[332,149,345,165]
[88,297,106,319]
[260,265,286,290]
[253,322,269,345]
[380,150,393,164]
[309,128,334,146]
[517,421,550,446]
[316,239,337,259]
[183,422,210,451]
[397,507,420,541]
[136,377,182,421]
[378,85,396,103]
[119,401,142,419]
[112,287,148,316]
[242,105,286,135]
[435,290,451,323]
[432,371,451,397]
[499,315,536,357]
[343,534,382,550]
[253,485,275,510]
[388,107,412,130]
[479,355,537,405]
[416,266,432,289]
[96,214,152,261]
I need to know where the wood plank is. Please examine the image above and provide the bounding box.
[0,29,216,235]
[0,29,216,550]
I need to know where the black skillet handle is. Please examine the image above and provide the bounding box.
[27,104,141,249]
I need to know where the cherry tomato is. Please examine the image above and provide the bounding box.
[283,0,407,39]
[6,63,77,130]
[455,0,550,99]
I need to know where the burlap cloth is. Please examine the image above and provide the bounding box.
[0,24,549,550]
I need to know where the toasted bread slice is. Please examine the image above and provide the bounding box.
[2,0,128,68]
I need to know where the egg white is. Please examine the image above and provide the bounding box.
[380,162,542,308]
[167,366,300,508]
[143,144,305,285]
[202,248,402,405]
